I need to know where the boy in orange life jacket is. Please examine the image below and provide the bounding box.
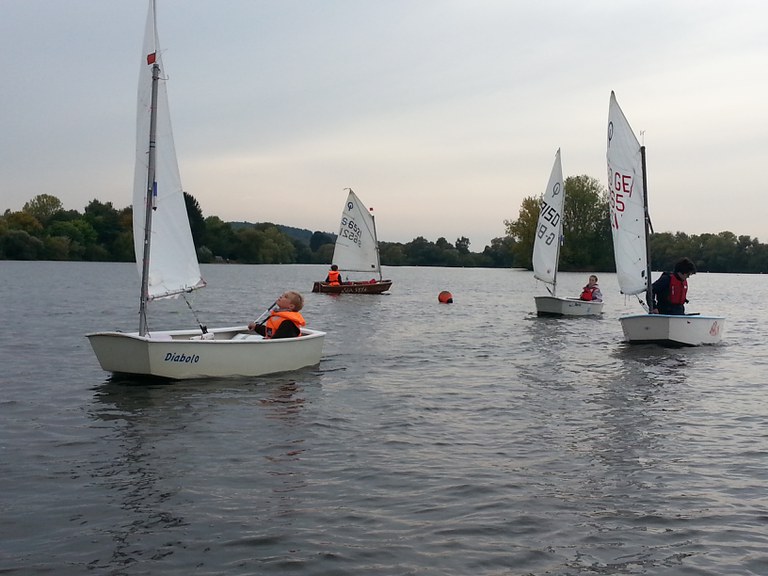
[325,264,341,285]
[651,257,695,315]
[579,275,603,302]
[247,291,306,339]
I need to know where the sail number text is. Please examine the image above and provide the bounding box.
[537,200,560,245]
[339,217,362,247]
[608,168,633,227]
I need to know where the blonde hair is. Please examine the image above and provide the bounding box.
[283,290,304,311]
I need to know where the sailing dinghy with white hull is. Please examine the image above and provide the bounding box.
[606,91,724,346]
[533,149,603,317]
[312,188,392,294]
[86,0,325,379]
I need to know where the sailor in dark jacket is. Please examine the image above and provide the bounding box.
[652,257,696,315]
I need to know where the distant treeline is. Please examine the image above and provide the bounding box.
[2,192,767,272]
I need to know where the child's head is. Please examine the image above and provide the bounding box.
[279,290,304,311]
[331,264,338,271]
[589,275,598,284]
[673,257,696,276]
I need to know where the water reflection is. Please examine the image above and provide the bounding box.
[87,374,319,571]
[87,383,188,570]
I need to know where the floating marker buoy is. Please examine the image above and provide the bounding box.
[438,290,453,304]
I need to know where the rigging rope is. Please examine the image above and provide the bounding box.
[182,293,208,334]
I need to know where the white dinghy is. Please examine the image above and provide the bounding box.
[87,0,325,379]
[533,149,604,317]
[606,91,724,346]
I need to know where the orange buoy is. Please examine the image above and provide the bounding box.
[438,291,453,304]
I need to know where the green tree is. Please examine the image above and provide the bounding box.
[404,236,443,266]
[0,230,44,259]
[504,196,540,270]
[314,242,335,264]
[47,219,98,259]
[483,236,517,267]
[235,224,296,264]
[23,194,63,225]
[184,192,206,249]
[84,199,123,259]
[559,175,611,270]
[379,242,406,266]
[504,175,611,271]
[5,211,43,235]
[310,231,334,252]
[203,216,238,261]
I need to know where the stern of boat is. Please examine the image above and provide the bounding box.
[620,314,725,346]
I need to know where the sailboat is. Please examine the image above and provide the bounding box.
[86,0,325,379]
[606,91,725,346]
[312,188,392,294]
[533,149,604,317]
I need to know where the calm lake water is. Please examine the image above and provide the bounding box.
[1,261,767,575]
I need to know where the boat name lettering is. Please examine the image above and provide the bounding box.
[164,352,200,364]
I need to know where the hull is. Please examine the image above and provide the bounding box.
[86,325,325,379]
[619,314,725,346]
[312,280,392,294]
[535,296,604,317]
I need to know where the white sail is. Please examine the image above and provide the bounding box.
[133,0,205,300]
[607,91,648,296]
[87,0,326,378]
[332,189,381,278]
[532,149,564,289]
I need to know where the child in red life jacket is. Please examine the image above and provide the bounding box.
[579,275,603,302]
[247,291,306,339]
[652,257,695,315]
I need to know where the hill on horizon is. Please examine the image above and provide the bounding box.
[228,221,335,246]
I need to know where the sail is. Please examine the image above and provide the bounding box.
[133,0,205,300]
[607,92,648,296]
[532,149,564,288]
[332,189,381,277]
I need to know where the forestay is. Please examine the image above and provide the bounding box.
[607,91,648,296]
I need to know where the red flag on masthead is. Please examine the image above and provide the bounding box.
[146,52,157,65]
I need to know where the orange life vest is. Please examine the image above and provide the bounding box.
[264,310,305,339]
[327,270,341,285]
[668,273,688,305]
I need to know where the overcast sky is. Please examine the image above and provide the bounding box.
[1,0,766,249]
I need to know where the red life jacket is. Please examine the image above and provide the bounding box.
[327,270,341,285]
[668,273,688,305]
[580,286,596,301]
[264,310,305,339]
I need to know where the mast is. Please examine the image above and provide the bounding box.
[139,61,160,335]
[551,224,562,298]
[640,145,653,310]
[551,178,564,298]
[371,209,383,281]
